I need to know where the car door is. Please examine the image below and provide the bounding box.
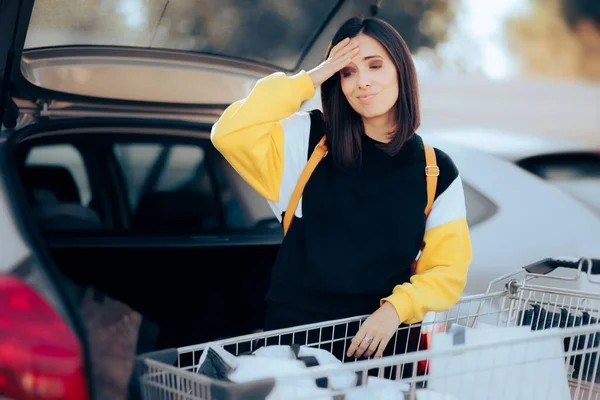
[0,0,34,129]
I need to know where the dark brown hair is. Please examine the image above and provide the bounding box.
[321,17,420,169]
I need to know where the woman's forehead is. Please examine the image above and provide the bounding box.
[351,34,391,61]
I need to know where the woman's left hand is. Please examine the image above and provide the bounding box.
[346,301,400,359]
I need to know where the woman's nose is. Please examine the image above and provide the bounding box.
[358,75,371,89]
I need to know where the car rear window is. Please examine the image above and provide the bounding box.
[24,0,341,71]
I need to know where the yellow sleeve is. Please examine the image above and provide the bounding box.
[210,71,315,202]
[381,175,473,324]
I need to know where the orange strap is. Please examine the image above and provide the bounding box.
[283,137,438,236]
[424,143,439,217]
[283,136,328,236]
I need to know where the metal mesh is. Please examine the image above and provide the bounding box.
[136,272,600,400]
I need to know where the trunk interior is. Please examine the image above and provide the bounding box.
[6,117,282,399]
[49,242,279,349]
[48,242,278,399]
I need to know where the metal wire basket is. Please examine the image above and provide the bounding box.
[135,258,600,400]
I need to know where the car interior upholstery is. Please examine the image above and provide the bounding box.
[20,165,103,231]
[133,189,220,234]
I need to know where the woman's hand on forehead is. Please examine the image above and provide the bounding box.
[308,37,360,88]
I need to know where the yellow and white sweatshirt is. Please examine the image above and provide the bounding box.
[212,71,472,323]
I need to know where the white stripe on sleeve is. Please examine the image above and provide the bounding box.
[267,111,311,221]
[425,174,467,231]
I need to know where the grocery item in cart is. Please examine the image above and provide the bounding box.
[194,342,453,400]
[196,343,357,389]
[428,324,571,400]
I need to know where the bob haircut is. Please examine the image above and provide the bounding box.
[321,17,420,169]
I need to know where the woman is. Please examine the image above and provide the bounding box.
[211,17,472,361]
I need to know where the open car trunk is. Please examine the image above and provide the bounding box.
[48,240,280,399]
[48,244,278,399]
[6,117,284,399]
[49,240,280,349]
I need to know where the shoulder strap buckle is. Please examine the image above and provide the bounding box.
[315,140,328,158]
[425,165,440,177]
[423,143,438,217]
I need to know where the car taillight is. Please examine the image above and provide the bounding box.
[0,275,88,400]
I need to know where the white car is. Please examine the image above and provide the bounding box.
[422,128,600,217]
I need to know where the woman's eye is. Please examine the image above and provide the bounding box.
[341,70,354,77]
[370,64,382,70]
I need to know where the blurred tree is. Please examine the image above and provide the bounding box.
[155,0,340,69]
[177,0,459,69]
[377,0,459,52]
[504,0,600,81]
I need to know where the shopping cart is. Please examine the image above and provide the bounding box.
[134,257,600,400]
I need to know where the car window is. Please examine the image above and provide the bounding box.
[25,144,91,206]
[113,143,163,209]
[518,154,600,215]
[212,154,283,233]
[113,142,225,234]
[21,144,104,231]
[25,0,339,71]
[463,182,498,227]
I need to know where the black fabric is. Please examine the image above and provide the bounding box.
[264,299,340,330]
[297,355,320,368]
[297,356,329,388]
[267,109,459,318]
[519,305,600,382]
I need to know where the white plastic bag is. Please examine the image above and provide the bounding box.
[428,324,570,400]
[195,343,332,399]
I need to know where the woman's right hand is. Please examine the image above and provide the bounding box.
[308,37,360,88]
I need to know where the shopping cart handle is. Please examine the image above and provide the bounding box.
[523,257,600,275]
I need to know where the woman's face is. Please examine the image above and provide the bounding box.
[339,33,399,121]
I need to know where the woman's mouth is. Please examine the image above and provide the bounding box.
[357,93,377,102]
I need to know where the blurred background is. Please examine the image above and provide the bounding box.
[24,0,600,138]
[24,0,600,80]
